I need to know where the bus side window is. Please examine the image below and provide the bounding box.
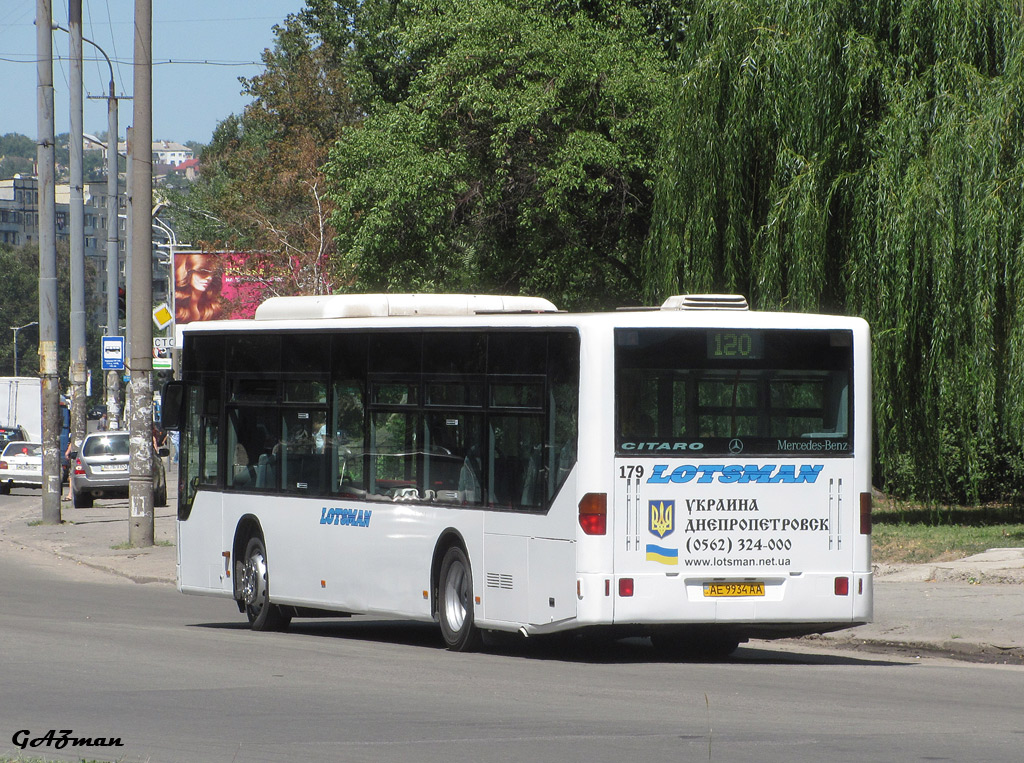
[226,406,276,489]
[333,383,366,496]
[423,412,484,505]
[180,384,203,515]
[198,378,221,488]
[280,409,327,493]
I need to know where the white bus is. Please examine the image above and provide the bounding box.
[163,293,872,656]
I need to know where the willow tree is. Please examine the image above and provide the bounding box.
[645,0,1024,501]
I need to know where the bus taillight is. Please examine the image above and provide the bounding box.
[860,492,872,535]
[578,493,607,535]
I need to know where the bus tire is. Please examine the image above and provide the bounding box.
[241,535,291,632]
[438,545,481,652]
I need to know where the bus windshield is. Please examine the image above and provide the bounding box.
[615,328,853,457]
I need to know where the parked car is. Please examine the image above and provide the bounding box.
[0,425,29,450]
[70,431,168,508]
[0,441,42,494]
[87,405,106,420]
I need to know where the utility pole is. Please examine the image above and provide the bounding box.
[128,0,154,546]
[36,0,61,525]
[104,89,122,430]
[79,32,127,429]
[125,126,133,361]
[55,20,127,431]
[68,0,87,458]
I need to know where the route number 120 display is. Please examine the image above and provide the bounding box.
[707,330,763,360]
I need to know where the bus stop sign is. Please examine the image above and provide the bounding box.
[101,336,125,370]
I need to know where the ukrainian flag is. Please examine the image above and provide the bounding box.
[646,543,678,565]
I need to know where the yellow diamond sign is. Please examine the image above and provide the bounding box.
[152,303,174,330]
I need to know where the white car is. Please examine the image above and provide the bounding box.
[0,441,43,494]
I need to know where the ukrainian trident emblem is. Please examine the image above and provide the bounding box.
[649,500,674,539]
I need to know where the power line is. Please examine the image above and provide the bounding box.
[94,0,127,101]
[0,54,264,67]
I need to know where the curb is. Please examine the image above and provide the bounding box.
[801,633,1024,665]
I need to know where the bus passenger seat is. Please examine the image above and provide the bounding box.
[255,453,276,488]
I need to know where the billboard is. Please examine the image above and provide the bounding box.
[173,251,264,325]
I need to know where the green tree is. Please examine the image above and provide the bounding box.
[0,242,100,386]
[170,10,361,296]
[323,0,672,309]
[645,0,1024,502]
[0,132,35,179]
[0,245,43,376]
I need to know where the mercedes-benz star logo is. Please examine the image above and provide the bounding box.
[728,438,744,454]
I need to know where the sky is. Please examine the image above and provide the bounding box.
[0,0,308,145]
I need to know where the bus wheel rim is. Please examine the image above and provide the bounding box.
[242,549,268,609]
[444,563,467,632]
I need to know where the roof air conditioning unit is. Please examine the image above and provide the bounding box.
[660,294,749,311]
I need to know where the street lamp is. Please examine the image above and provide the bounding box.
[10,321,39,377]
[53,21,125,431]
[52,22,123,339]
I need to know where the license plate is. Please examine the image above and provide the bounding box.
[99,464,128,472]
[703,582,765,597]
[15,464,33,470]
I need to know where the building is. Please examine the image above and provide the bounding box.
[1,175,127,257]
[0,175,173,328]
[169,157,201,182]
[113,140,194,169]
[152,140,193,168]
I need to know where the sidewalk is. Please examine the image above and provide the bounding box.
[0,491,178,585]
[810,555,1024,664]
[0,489,1021,664]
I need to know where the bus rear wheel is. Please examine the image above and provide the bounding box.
[438,546,481,652]
[240,536,291,632]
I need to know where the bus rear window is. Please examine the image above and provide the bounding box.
[615,328,853,456]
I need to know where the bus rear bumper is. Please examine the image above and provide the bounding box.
[574,570,873,634]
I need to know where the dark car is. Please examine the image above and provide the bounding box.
[70,431,167,508]
[87,405,105,420]
[0,425,30,451]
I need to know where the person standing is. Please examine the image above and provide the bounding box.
[59,396,72,502]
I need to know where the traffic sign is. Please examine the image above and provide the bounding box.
[101,336,125,370]
[153,303,174,330]
[153,337,172,369]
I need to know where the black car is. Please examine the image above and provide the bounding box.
[0,425,29,450]
[87,405,106,420]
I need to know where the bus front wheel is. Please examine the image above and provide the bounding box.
[241,536,291,632]
[438,546,481,652]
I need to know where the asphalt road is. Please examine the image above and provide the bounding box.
[1,544,1022,763]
